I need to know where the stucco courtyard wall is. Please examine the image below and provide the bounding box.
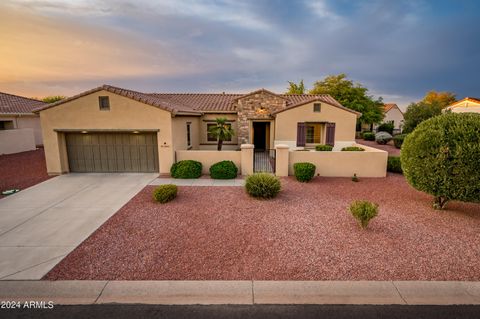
[287,143,387,177]
[176,150,241,175]
[0,128,36,155]
[39,90,174,174]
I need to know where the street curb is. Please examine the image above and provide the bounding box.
[0,281,479,305]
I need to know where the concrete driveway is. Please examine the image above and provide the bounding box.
[0,173,157,280]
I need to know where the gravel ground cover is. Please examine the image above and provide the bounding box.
[355,139,400,156]
[45,174,480,281]
[0,148,52,198]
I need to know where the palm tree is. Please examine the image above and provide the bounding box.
[208,117,235,151]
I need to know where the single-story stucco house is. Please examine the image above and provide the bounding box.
[445,97,480,113]
[0,92,46,154]
[35,84,364,175]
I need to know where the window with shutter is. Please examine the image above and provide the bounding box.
[297,122,306,146]
[326,123,336,146]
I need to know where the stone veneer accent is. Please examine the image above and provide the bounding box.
[235,90,287,144]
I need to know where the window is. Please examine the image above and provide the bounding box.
[98,96,110,110]
[186,123,192,147]
[306,123,322,144]
[207,123,232,142]
[0,120,14,130]
[313,103,321,112]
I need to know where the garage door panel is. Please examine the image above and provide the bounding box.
[66,132,158,173]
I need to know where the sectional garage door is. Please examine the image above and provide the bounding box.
[66,132,159,172]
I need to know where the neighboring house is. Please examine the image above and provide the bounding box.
[0,92,46,154]
[35,85,360,175]
[372,103,404,133]
[445,97,480,113]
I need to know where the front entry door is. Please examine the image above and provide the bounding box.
[253,122,269,150]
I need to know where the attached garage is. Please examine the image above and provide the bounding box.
[65,132,159,173]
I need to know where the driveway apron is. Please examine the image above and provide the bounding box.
[0,173,157,280]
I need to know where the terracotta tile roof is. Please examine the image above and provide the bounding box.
[383,103,397,113]
[35,84,352,115]
[0,92,46,115]
[35,85,201,115]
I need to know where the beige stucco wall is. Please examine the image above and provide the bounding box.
[288,143,387,177]
[172,116,200,151]
[274,101,357,149]
[39,90,174,174]
[0,128,36,155]
[383,107,404,130]
[0,115,43,146]
[176,150,241,174]
[448,101,480,113]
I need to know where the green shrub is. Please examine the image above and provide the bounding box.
[387,156,402,174]
[401,113,480,209]
[152,184,177,203]
[170,160,202,179]
[315,144,333,151]
[375,131,393,144]
[393,134,407,149]
[245,173,281,199]
[362,132,375,141]
[341,146,365,151]
[349,200,379,229]
[209,160,238,179]
[293,162,316,182]
[377,122,394,135]
[352,173,359,182]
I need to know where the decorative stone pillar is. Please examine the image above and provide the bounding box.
[275,144,290,177]
[240,144,254,176]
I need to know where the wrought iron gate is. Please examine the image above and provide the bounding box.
[253,149,276,173]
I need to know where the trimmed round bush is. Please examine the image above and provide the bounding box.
[170,160,202,179]
[209,160,238,179]
[152,184,177,203]
[341,146,364,151]
[245,173,281,199]
[375,131,393,144]
[362,132,375,141]
[315,144,333,151]
[393,134,407,149]
[293,162,316,182]
[401,113,480,209]
[349,200,378,229]
[387,156,402,174]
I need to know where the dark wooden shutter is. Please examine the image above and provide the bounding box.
[326,123,336,146]
[296,122,306,147]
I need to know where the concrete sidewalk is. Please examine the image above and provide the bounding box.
[150,178,245,186]
[0,281,479,305]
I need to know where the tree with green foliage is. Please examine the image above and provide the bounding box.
[208,117,235,151]
[402,101,444,133]
[41,96,66,103]
[309,74,384,125]
[422,90,456,108]
[286,80,306,94]
[401,113,480,209]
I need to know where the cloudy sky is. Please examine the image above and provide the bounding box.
[1,0,479,108]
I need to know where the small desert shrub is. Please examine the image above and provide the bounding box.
[210,160,238,179]
[387,156,402,174]
[393,134,407,149]
[315,144,333,151]
[170,160,202,179]
[352,173,359,182]
[245,173,281,199]
[293,162,316,182]
[349,200,379,229]
[377,122,394,135]
[341,146,365,151]
[152,184,177,203]
[375,131,393,144]
[362,132,375,141]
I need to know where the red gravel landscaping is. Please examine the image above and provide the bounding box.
[0,148,52,198]
[356,139,400,156]
[44,174,480,281]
